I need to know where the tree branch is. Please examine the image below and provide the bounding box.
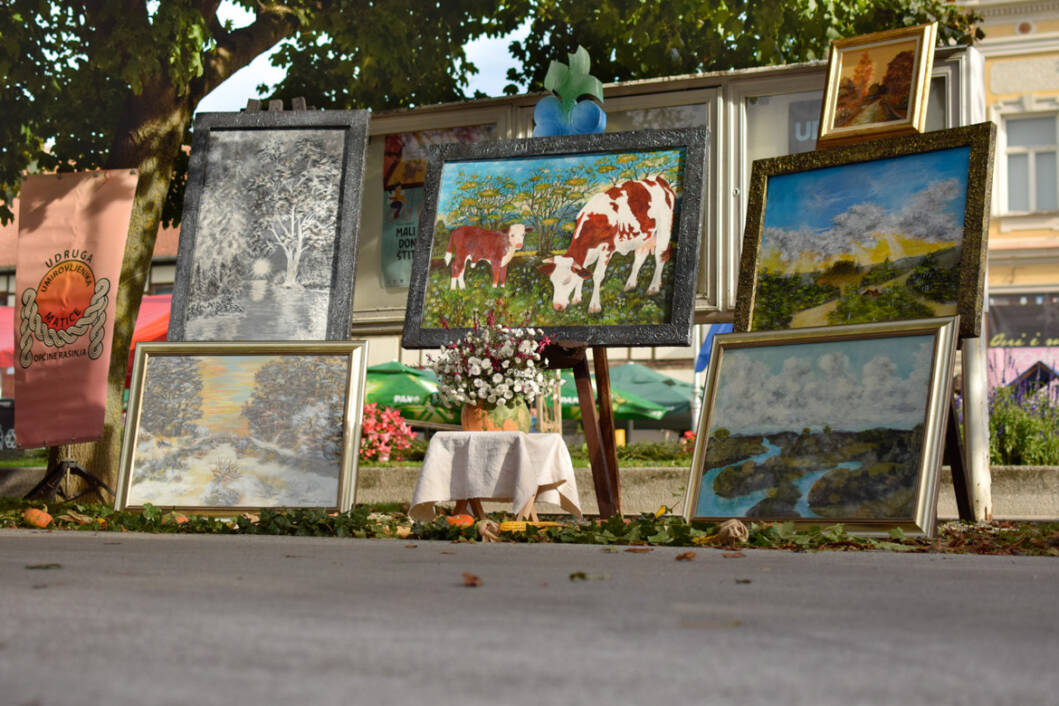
[193,4,302,105]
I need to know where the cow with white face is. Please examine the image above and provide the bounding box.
[444,223,530,289]
[538,177,675,313]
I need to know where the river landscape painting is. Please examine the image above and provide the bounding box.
[686,319,957,534]
[117,342,366,513]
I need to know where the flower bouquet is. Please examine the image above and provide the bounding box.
[429,311,550,431]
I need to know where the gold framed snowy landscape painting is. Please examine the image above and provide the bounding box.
[116,341,367,513]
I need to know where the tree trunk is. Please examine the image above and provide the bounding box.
[56,81,191,502]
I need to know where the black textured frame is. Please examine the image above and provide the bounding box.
[168,110,370,341]
[734,122,995,339]
[401,128,708,349]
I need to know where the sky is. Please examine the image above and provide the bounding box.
[195,3,530,113]
[709,334,935,434]
[763,147,970,233]
[760,145,971,264]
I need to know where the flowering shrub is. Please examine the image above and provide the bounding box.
[429,311,550,408]
[360,403,416,462]
[679,430,697,456]
[989,384,1059,466]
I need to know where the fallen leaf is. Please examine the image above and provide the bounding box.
[462,572,482,587]
[722,551,746,558]
[405,544,418,548]
[440,551,456,555]
[675,551,696,561]
[717,518,749,543]
[25,563,62,570]
[63,509,94,525]
[735,578,752,584]
[477,520,500,542]
[569,571,588,581]
[625,547,652,553]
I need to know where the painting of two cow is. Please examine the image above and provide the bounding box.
[402,129,707,348]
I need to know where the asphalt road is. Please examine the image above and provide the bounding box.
[1,531,1057,706]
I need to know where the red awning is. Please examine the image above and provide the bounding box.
[126,294,171,385]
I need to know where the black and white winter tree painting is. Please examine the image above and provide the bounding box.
[184,128,347,340]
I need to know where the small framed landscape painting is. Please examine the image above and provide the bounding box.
[116,341,367,513]
[169,110,370,342]
[734,122,994,339]
[684,317,959,536]
[401,128,708,348]
[817,23,937,147]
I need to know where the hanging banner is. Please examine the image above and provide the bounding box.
[14,170,137,448]
[381,125,495,287]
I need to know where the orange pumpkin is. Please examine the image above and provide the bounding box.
[23,507,53,528]
[446,514,476,528]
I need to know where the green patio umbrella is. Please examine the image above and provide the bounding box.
[364,362,459,425]
[557,370,670,421]
[607,362,693,417]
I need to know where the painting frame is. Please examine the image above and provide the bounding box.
[817,23,937,148]
[115,340,368,514]
[734,122,995,340]
[683,317,959,536]
[401,128,708,348]
[168,110,370,342]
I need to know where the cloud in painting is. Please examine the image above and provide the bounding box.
[710,339,933,435]
[763,176,964,263]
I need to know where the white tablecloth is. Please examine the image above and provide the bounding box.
[409,431,581,523]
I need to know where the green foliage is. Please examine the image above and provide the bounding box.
[905,253,960,303]
[566,441,693,468]
[504,0,983,93]
[989,386,1059,466]
[423,252,675,328]
[2,498,1058,555]
[828,284,933,325]
[859,258,902,287]
[752,272,838,330]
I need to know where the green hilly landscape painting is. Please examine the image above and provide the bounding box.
[753,145,970,331]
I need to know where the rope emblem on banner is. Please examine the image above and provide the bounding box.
[18,278,110,368]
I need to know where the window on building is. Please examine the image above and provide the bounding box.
[1006,114,1059,213]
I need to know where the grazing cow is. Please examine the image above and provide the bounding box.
[538,177,675,313]
[444,224,530,289]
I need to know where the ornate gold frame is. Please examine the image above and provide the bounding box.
[817,23,937,148]
[735,123,995,340]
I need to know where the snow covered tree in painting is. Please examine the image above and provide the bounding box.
[248,134,342,288]
[139,356,204,438]
[241,355,347,462]
[185,129,345,340]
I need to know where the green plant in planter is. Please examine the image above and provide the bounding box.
[989,385,1059,466]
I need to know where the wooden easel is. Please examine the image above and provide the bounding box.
[543,341,622,517]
